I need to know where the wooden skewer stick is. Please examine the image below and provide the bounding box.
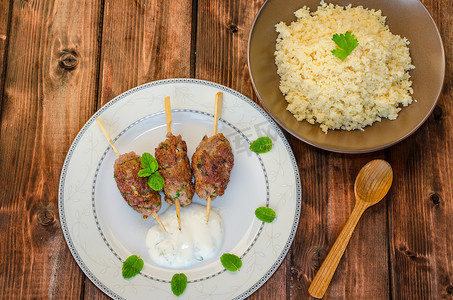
[206,197,212,224]
[206,92,223,223]
[164,96,182,231]
[95,118,167,232]
[212,92,223,136]
[175,201,181,231]
[164,96,172,134]
[152,213,167,233]
[96,119,120,157]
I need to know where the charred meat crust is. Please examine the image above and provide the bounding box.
[155,133,194,207]
[114,151,161,218]
[191,133,234,200]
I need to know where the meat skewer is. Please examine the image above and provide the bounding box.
[192,92,234,222]
[155,96,195,230]
[96,119,166,232]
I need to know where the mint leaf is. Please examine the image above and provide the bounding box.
[139,153,164,190]
[148,172,164,191]
[141,152,158,172]
[122,255,144,279]
[171,273,188,296]
[141,152,152,169]
[249,137,273,153]
[138,168,152,177]
[148,160,158,173]
[220,253,242,272]
[255,207,276,223]
[331,31,359,60]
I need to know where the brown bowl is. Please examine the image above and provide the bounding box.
[248,0,445,153]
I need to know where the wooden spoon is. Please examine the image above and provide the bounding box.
[308,159,393,298]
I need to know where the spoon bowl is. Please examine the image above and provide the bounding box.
[355,159,393,205]
[308,159,393,298]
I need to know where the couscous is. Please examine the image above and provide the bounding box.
[275,1,415,133]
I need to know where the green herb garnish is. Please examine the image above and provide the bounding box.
[137,168,153,177]
[171,273,188,296]
[331,31,358,61]
[138,152,164,191]
[140,152,158,172]
[122,255,144,279]
[220,253,242,272]
[249,137,273,153]
[148,172,164,191]
[255,207,276,223]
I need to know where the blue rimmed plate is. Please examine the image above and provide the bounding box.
[59,79,301,299]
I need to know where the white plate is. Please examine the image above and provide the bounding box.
[59,79,301,299]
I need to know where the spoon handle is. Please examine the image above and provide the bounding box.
[308,200,369,298]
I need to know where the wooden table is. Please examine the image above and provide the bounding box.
[0,0,452,299]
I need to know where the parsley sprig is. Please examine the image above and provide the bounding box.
[138,152,164,191]
[331,31,359,60]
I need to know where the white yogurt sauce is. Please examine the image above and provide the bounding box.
[145,203,224,268]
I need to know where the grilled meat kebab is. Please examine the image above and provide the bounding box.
[155,133,195,207]
[191,133,234,200]
[114,151,162,218]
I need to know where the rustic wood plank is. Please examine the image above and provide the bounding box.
[99,0,193,107]
[289,141,330,299]
[0,0,11,111]
[291,149,390,299]
[84,278,111,300]
[195,0,264,98]
[324,153,389,299]
[0,0,102,298]
[195,0,288,298]
[388,0,453,298]
[0,1,450,300]
[87,0,193,296]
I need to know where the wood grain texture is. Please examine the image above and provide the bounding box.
[0,0,102,298]
[325,154,390,300]
[0,0,11,114]
[289,141,330,299]
[309,160,392,299]
[0,0,452,299]
[195,0,289,299]
[99,0,193,107]
[88,0,194,296]
[195,0,264,99]
[388,0,453,298]
[292,151,390,299]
